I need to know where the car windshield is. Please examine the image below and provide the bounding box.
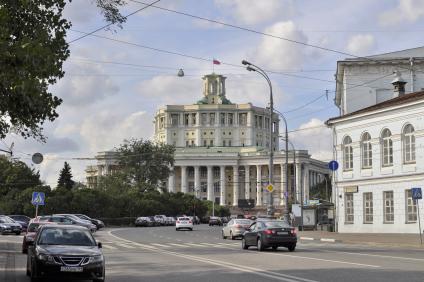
[38,228,96,246]
[235,220,251,225]
[178,217,190,221]
[264,221,290,228]
[0,217,14,223]
[28,223,41,232]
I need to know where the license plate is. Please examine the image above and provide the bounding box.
[60,266,83,272]
[181,221,187,224]
[277,231,288,235]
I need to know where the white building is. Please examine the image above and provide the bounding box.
[328,69,424,233]
[335,47,424,115]
[154,73,329,211]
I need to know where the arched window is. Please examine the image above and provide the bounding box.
[381,129,393,166]
[361,132,372,168]
[343,136,353,171]
[403,124,416,163]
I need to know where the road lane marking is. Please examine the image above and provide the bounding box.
[184,243,208,248]
[260,252,380,268]
[108,230,318,282]
[102,245,117,250]
[322,250,424,262]
[151,243,171,248]
[115,243,136,249]
[167,243,189,247]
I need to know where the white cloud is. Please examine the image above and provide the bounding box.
[379,0,424,26]
[214,0,295,25]
[250,21,308,70]
[80,111,153,153]
[63,0,99,26]
[346,34,375,55]
[289,118,332,161]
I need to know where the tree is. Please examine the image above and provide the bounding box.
[0,0,126,140]
[57,162,75,190]
[115,139,175,191]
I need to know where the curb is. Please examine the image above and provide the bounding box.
[299,236,339,243]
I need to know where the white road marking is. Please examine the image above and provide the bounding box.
[167,243,189,247]
[151,243,171,248]
[323,249,424,262]
[184,243,208,248]
[102,245,117,250]
[320,238,336,243]
[299,237,315,241]
[115,243,136,249]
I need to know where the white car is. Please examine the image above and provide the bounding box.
[176,217,193,231]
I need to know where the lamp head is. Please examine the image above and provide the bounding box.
[246,66,256,72]
[242,60,251,66]
[177,68,184,77]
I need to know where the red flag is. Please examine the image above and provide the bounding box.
[213,59,221,65]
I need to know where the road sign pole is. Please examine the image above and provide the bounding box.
[417,199,422,245]
[35,205,39,218]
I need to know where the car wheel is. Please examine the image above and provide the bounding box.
[176,228,179,231]
[189,228,193,231]
[230,231,234,240]
[288,243,296,252]
[15,232,21,235]
[22,248,27,254]
[30,261,39,282]
[242,238,249,250]
[222,231,227,239]
[93,278,105,282]
[272,246,278,251]
[257,238,265,252]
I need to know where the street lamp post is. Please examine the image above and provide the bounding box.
[242,60,277,216]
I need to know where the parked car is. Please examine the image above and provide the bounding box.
[0,215,22,235]
[208,216,222,226]
[54,214,97,233]
[26,224,105,282]
[41,215,97,233]
[135,217,153,227]
[74,214,105,230]
[154,215,167,226]
[222,219,252,240]
[8,215,31,232]
[165,217,176,226]
[149,216,161,226]
[221,217,229,224]
[175,217,193,231]
[22,221,52,254]
[242,220,297,252]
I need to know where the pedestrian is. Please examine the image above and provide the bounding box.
[289,211,295,226]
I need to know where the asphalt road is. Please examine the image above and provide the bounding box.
[2,225,424,282]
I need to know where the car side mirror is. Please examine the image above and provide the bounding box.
[97,242,102,249]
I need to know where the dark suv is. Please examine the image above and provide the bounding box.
[208,216,222,226]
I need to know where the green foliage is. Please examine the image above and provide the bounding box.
[310,176,332,201]
[114,139,175,191]
[0,0,126,140]
[57,162,75,190]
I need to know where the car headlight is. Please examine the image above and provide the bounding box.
[88,255,103,264]
[37,253,54,262]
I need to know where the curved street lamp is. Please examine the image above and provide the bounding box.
[242,60,279,217]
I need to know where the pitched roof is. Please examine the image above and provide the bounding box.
[327,90,424,124]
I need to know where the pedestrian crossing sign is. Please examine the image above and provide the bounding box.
[412,188,422,200]
[31,192,45,206]
[266,184,274,193]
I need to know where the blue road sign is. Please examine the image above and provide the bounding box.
[328,160,339,171]
[412,188,422,200]
[31,192,45,206]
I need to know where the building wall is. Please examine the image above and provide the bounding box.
[333,101,424,233]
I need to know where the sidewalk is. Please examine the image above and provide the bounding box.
[297,230,424,248]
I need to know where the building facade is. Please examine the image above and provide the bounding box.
[85,151,120,189]
[154,73,329,210]
[328,73,424,233]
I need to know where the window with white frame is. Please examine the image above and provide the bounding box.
[403,124,416,164]
[213,181,220,193]
[383,191,394,223]
[345,193,354,223]
[405,189,417,223]
[363,192,373,223]
[382,129,393,166]
[343,136,353,171]
[361,132,372,169]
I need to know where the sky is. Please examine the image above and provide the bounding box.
[3,0,424,187]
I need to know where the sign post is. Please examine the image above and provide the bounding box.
[31,192,45,218]
[412,188,422,245]
[328,161,339,232]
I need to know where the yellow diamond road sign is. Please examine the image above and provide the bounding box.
[266,184,274,193]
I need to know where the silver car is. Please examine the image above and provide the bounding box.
[54,214,97,232]
[222,219,252,240]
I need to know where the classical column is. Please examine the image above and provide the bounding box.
[233,165,239,206]
[256,165,262,206]
[220,166,226,205]
[244,165,250,200]
[168,171,175,193]
[181,166,187,193]
[280,164,286,206]
[303,164,310,202]
[194,166,200,198]
[207,166,214,201]
[295,163,302,203]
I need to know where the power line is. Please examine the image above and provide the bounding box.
[68,0,161,43]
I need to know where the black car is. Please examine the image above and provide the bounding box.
[0,215,22,235]
[242,220,297,252]
[209,216,222,226]
[27,224,105,282]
